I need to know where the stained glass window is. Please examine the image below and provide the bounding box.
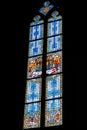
[23,1,63,129]
[48,20,62,36]
[29,24,43,41]
[23,15,43,129]
[47,35,62,53]
[45,10,63,127]
[24,102,41,129]
[46,51,62,75]
[25,78,42,103]
[46,74,62,99]
[48,11,62,37]
[39,1,54,16]
[27,56,42,79]
[29,40,43,57]
[29,15,44,41]
[45,99,62,127]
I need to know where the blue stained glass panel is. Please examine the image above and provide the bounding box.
[47,35,62,53]
[25,78,42,103]
[48,20,62,36]
[27,56,42,79]
[46,74,62,99]
[30,24,43,41]
[23,102,41,128]
[46,51,62,75]
[29,40,43,57]
[45,99,62,127]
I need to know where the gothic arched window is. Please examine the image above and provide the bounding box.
[23,1,63,129]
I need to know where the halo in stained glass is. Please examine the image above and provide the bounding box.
[29,40,43,57]
[25,78,42,103]
[47,35,62,53]
[39,1,54,16]
[45,99,62,127]
[27,56,42,79]
[46,74,62,99]
[46,51,62,75]
[48,20,62,36]
[23,102,41,129]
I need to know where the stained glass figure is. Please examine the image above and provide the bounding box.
[47,35,62,53]
[46,51,62,75]
[25,78,42,103]
[48,20,62,36]
[29,24,43,41]
[27,56,42,78]
[46,74,62,99]
[39,1,54,16]
[23,102,41,129]
[45,99,62,127]
[29,40,43,57]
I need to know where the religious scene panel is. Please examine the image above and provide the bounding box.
[46,51,62,75]
[27,56,42,79]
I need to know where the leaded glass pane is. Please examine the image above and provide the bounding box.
[23,102,41,129]
[30,15,44,26]
[29,40,43,57]
[48,11,62,22]
[46,74,62,99]
[46,51,62,75]
[30,20,43,26]
[48,15,62,22]
[45,99,62,127]
[27,56,42,78]
[29,24,43,41]
[47,35,62,53]
[48,20,62,36]
[39,1,54,16]
[25,78,42,103]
